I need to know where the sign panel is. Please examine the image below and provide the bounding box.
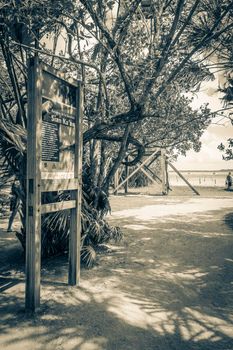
[40,69,78,177]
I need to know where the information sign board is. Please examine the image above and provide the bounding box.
[26,57,83,312]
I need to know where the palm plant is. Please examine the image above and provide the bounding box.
[0,110,122,267]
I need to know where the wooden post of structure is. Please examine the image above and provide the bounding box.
[160,148,167,195]
[114,169,119,195]
[25,57,42,312]
[165,157,170,192]
[168,162,200,195]
[69,82,83,285]
[124,157,129,194]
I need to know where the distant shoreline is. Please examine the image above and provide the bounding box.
[170,169,233,173]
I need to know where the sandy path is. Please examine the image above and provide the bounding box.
[0,192,233,350]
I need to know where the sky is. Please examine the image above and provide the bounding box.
[175,75,233,171]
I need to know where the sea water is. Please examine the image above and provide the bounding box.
[169,171,231,187]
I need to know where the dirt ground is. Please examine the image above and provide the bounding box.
[0,186,233,350]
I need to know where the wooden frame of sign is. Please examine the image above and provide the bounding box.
[26,57,83,312]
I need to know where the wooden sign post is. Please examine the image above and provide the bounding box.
[26,57,83,311]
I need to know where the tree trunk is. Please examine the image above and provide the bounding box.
[102,125,130,193]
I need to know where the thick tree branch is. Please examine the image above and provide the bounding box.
[79,0,136,108]
[140,0,186,102]
[94,132,145,166]
[0,41,26,127]
[102,125,130,193]
[140,1,232,106]
[154,9,231,102]
[112,0,141,41]
[83,105,143,144]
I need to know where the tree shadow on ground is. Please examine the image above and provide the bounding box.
[1,205,233,350]
[0,274,233,350]
[224,212,233,230]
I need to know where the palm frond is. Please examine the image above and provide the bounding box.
[81,244,97,267]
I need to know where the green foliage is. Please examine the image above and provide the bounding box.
[218,139,233,161]
[218,77,233,160]
[216,51,233,160]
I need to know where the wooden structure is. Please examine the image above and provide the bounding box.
[113,147,199,196]
[113,147,166,195]
[26,57,83,311]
